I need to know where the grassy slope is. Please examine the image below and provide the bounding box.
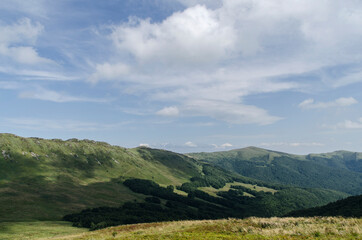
[0,134,349,226]
[189,147,362,194]
[56,217,362,240]
[0,134,202,221]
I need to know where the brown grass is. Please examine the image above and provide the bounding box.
[53,217,362,240]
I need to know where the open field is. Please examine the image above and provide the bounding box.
[199,181,277,198]
[0,221,87,240]
[51,217,362,240]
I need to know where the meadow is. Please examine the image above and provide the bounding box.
[3,217,358,240]
[59,217,362,240]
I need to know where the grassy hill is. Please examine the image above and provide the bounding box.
[0,134,348,227]
[55,217,362,240]
[288,194,362,217]
[0,133,202,221]
[188,147,362,195]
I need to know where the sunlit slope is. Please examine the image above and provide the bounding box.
[189,146,362,194]
[56,217,362,240]
[0,134,202,221]
[0,134,349,223]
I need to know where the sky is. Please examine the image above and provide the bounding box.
[1,0,362,154]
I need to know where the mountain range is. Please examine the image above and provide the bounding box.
[188,146,362,195]
[0,133,360,229]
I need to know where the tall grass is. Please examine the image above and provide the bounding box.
[56,217,362,240]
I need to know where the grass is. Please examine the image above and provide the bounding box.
[53,217,362,240]
[0,221,87,240]
[0,134,204,221]
[199,181,277,198]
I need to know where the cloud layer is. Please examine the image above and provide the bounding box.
[88,0,362,125]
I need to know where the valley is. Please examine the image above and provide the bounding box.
[0,134,361,239]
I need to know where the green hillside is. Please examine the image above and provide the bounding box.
[0,134,347,227]
[188,147,362,195]
[0,133,202,221]
[287,195,362,217]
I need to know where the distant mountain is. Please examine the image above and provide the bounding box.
[0,134,347,226]
[188,147,362,195]
[287,195,362,217]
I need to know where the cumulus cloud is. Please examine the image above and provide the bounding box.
[156,106,179,117]
[0,18,52,65]
[89,0,362,125]
[299,97,358,109]
[111,5,235,66]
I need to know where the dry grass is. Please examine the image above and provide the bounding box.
[54,217,362,240]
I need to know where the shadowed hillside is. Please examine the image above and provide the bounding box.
[287,194,362,217]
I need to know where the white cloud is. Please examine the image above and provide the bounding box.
[299,97,358,109]
[183,99,281,125]
[139,143,150,147]
[18,88,109,103]
[156,106,179,117]
[111,5,235,66]
[221,143,232,148]
[212,142,233,149]
[176,0,222,8]
[90,0,362,125]
[185,141,197,147]
[0,46,52,65]
[89,62,129,83]
[0,18,52,65]
[333,118,362,129]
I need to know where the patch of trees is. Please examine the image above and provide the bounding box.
[63,179,232,230]
[63,178,344,230]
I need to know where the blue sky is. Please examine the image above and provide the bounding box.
[1,0,362,154]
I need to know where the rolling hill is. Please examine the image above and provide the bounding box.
[0,133,348,228]
[287,194,362,217]
[188,146,362,195]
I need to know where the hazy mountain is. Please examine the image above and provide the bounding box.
[188,147,362,195]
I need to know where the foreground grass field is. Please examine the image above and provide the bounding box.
[0,221,87,240]
[53,217,362,240]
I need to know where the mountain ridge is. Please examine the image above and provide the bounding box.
[0,133,351,224]
[188,147,362,195]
